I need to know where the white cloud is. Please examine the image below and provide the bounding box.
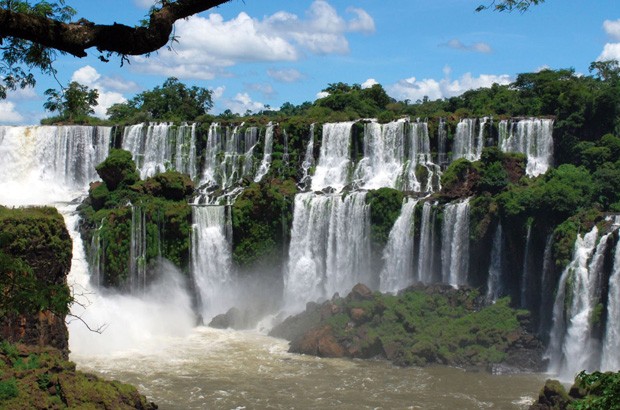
[441,38,492,53]
[603,19,620,41]
[211,86,226,101]
[0,101,24,123]
[71,66,128,118]
[224,93,266,114]
[134,0,155,8]
[598,42,620,62]
[245,83,276,99]
[389,69,511,102]
[361,78,379,89]
[268,68,304,83]
[316,91,330,99]
[132,1,375,79]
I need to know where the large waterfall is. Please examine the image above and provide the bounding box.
[452,118,487,162]
[311,122,354,192]
[441,198,471,287]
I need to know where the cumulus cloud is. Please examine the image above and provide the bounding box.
[440,38,492,53]
[245,83,276,99]
[134,0,155,8]
[603,19,620,41]
[71,66,128,118]
[0,101,24,123]
[132,1,375,79]
[224,93,266,114]
[599,43,620,62]
[389,69,511,102]
[316,91,330,100]
[268,68,304,83]
[361,78,379,89]
[211,86,226,101]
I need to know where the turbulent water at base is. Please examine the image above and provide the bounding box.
[122,123,197,180]
[72,327,544,410]
[380,198,418,292]
[499,118,554,177]
[441,198,471,286]
[284,192,371,309]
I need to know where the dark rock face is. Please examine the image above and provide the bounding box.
[0,206,73,357]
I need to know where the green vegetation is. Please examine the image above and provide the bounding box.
[0,342,156,409]
[232,179,297,269]
[531,371,620,410]
[366,188,404,249]
[79,149,193,288]
[0,206,72,318]
[107,77,213,123]
[43,81,99,123]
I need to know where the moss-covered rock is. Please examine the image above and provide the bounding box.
[530,371,620,410]
[0,207,72,356]
[270,283,543,370]
[95,149,140,191]
[0,343,157,409]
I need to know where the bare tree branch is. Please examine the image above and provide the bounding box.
[0,0,232,58]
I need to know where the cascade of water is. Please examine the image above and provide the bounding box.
[201,123,222,188]
[90,220,105,288]
[405,120,435,192]
[311,122,354,191]
[441,198,471,287]
[354,120,406,190]
[191,205,234,318]
[380,198,419,293]
[129,204,148,293]
[499,118,554,177]
[546,227,601,377]
[486,223,504,302]
[284,192,370,309]
[241,126,259,178]
[602,218,620,371]
[538,233,555,335]
[299,124,315,189]
[0,125,111,205]
[417,202,437,284]
[173,123,198,180]
[282,129,290,170]
[437,118,448,167]
[254,123,275,182]
[520,224,533,308]
[452,118,486,162]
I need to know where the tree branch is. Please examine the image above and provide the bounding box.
[0,0,232,58]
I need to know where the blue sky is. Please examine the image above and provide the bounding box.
[1,0,619,124]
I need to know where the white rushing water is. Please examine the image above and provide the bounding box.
[486,223,504,302]
[602,217,620,370]
[311,122,354,192]
[299,123,315,189]
[417,201,437,284]
[380,198,419,293]
[452,118,487,162]
[499,118,554,177]
[284,192,371,309]
[254,122,274,182]
[441,198,471,287]
[191,205,235,319]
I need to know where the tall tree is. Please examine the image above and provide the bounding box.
[43,81,98,121]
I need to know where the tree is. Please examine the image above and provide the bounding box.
[0,0,540,99]
[107,77,213,122]
[43,81,98,121]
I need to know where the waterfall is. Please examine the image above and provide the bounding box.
[90,220,105,288]
[546,227,607,378]
[441,198,470,287]
[417,202,437,284]
[499,118,554,177]
[284,192,371,309]
[538,233,555,334]
[380,198,419,293]
[201,123,222,188]
[0,125,111,205]
[121,123,198,180]
[602,218,620,371]
[405,120,437,192]
[452,118,487,162]
[129,204,148,293]
[486,223,504,302]
[354,120,406,190]
[311,122,354,192]
[520,224,533,308]
[437,118,448,167]
[299,124,315,189]
[191,205,234,318]
[254,123,275,182]
[282,129,290,170]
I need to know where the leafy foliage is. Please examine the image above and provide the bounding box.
[43,81,99,122]
[107,77,213,123]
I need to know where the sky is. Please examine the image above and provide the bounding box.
[1,0,619,124]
